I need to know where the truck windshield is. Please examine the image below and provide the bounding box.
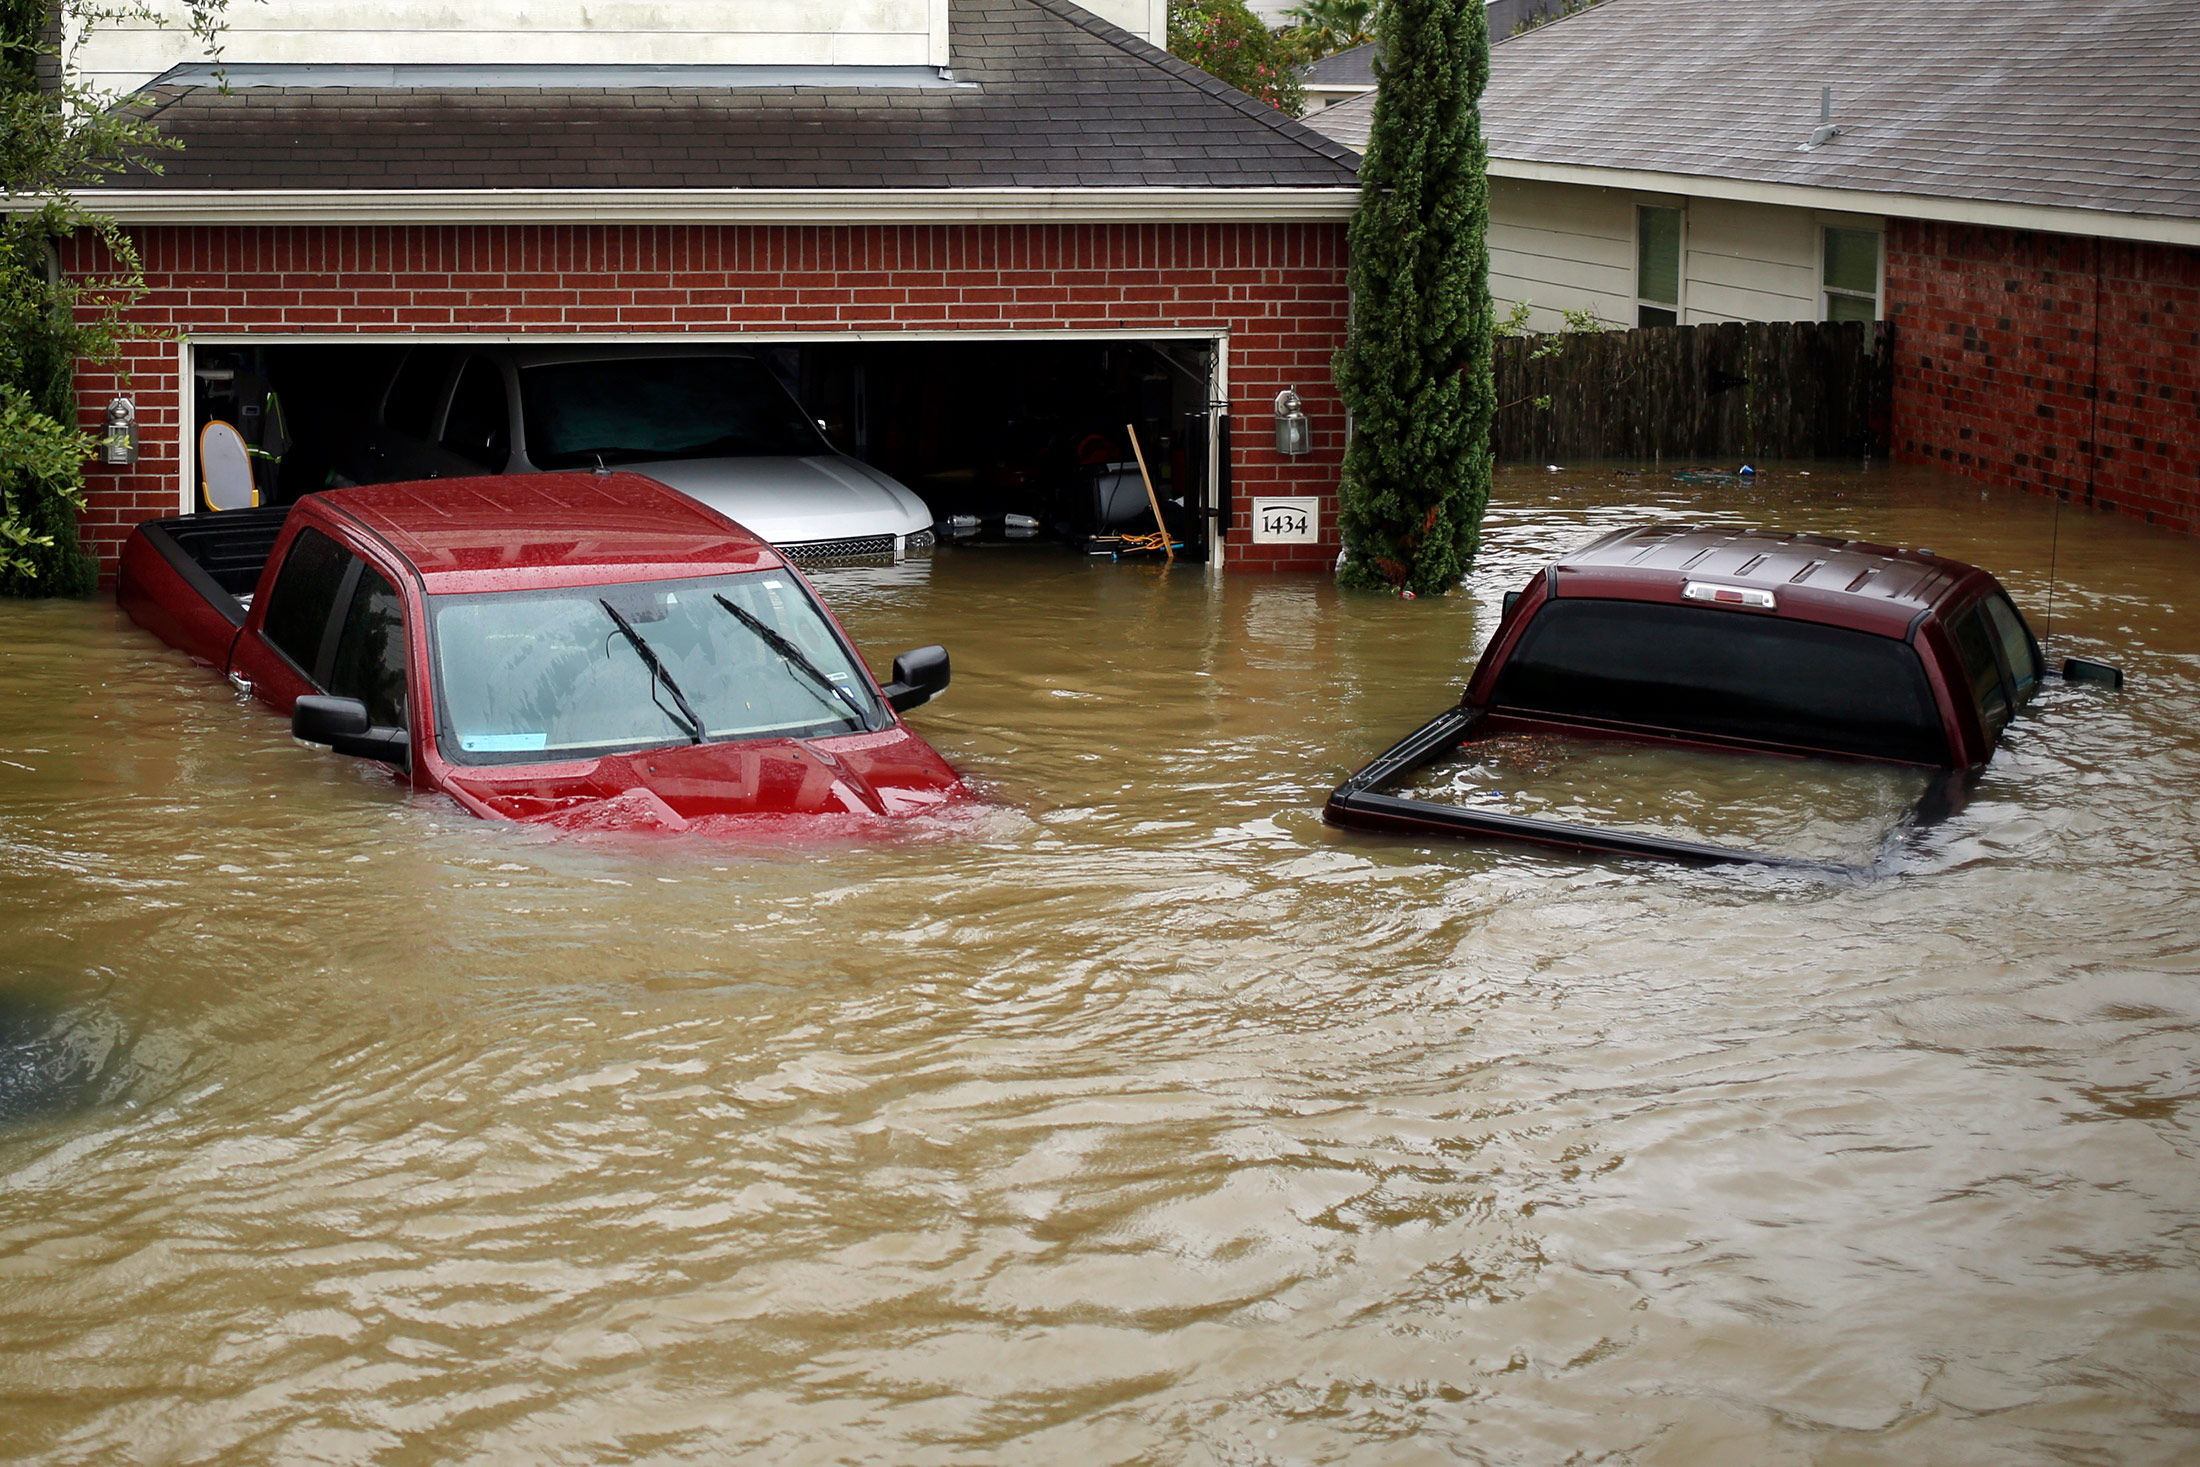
[429,572,882,763]
[519,356,826,469]
[1492,599,1949,765]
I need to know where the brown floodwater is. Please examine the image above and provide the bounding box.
[2,463,2196,1465]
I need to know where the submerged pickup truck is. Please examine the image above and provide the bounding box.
[1325,525,2121,869]
[117,472,967,828]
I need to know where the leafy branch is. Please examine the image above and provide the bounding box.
[3,0,229,595]
[1496,300,1609,411]
[1167,0,1306,115]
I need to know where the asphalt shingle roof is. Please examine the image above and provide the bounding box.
[1310,92,1373,155]
[103,0,1359,192]
[1303,43,1375,89]
[1310,0,2200,224]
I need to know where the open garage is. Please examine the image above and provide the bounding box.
[184,332,1228,562]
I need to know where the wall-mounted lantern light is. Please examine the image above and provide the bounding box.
[1273,388,1310,456]
[100,397,139,466]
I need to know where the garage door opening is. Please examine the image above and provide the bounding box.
[790,338,1221,560]
[188,335,1225,563]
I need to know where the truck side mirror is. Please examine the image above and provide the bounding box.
[879,645,950,713]
[2061,657,2124,690]
[293,694,409,765]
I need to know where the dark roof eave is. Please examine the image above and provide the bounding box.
[1486,153,2200,247]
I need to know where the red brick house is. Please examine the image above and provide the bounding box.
[58,0,1362,577]
[1313,0,2200,536]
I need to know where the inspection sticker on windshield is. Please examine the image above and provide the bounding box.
[461,732,549,752]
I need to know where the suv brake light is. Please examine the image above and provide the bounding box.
[1684,581,1776,610]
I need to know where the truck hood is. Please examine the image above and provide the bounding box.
[438,726,968,832]
[630,456,931,545]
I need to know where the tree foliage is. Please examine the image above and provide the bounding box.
[1508,0,1609,38]
[1278,0,1379,62]
[1331,0,1493,596]
[1167,0,1304,117]
[2,0,226,595]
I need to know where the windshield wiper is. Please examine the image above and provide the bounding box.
[598,598,705,745]
[713,594,875,732]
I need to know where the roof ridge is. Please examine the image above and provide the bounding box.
[1009,0,1363,175]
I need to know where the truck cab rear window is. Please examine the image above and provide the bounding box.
[1492,599,1949,765]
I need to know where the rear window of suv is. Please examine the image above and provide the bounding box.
[519,356,826,468]
[1492,598,1949,765]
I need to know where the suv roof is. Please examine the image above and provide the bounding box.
[318,472,778,593]
[1552,524,1990,638]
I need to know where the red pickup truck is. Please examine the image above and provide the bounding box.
[1325,525,2121,869]
[117,473,968,829]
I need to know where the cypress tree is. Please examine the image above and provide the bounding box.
[1332,0,1493,596]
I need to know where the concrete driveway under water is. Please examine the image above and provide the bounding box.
[0,463,2195,1465]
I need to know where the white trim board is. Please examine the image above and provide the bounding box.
[57,187,1361,226]
[183,327,1231,346]
[61,170,2200,245]
[1489,157,2200,250]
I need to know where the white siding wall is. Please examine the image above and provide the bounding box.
[1077,0,1169,48]
[1488,176,1636,332]
[70,0,981,96]
[1489,176,1884,332]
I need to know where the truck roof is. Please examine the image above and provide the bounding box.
[1550,524,1986,638]
[315,472,779,594]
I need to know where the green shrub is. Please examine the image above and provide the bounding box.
[3,0,226,596]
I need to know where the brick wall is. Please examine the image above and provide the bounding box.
[66,221,1350,577]
[1888,219,2200,536]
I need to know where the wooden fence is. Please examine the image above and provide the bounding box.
[1491,319,1892,463]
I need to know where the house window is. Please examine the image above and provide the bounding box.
[1823,227,1881,322]
[1636,205,1682,327]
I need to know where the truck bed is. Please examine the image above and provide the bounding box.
[116,504,291,667]
[1327,707,1954,873]
[147,504,292,607]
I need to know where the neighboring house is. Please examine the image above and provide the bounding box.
[57,0,1361,577]
[1301,42,1373,114]
[1310,0,2200,536]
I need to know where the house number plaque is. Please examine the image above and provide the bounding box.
[1251,496,1318,544]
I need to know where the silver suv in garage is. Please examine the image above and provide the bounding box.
[334,343,934,561]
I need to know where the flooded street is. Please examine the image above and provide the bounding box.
[3,463,2197,1465]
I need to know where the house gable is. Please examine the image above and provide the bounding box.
[72,0,955,96]
[71,0,1168,97]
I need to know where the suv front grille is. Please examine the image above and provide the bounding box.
[778,534,898,562]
